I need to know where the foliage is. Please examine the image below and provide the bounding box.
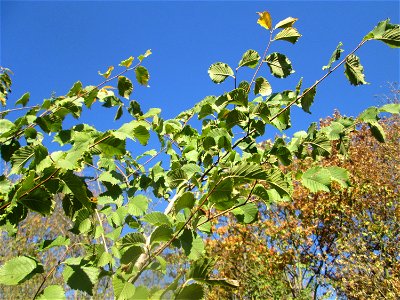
[206,111,400,299]
[0,10,399,299]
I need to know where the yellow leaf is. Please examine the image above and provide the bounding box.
[257,11,272,30]
[98,66,114,79]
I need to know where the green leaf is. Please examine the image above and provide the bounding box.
[120,246,143,265]
[180,229,205,260]
[265,168,292,198]
[10,145,35,174]
[120,232,146,248]
[274,17,298,29]
[208,62,234,84]
[363,19,400,48]
[256,11,272,30]
[128,195,149,216]
[322,42,344,70]
[300,85,317,114]
[232,201,258,223]
[143,212,171,226]
[119,56,134,68]
[188,257,215,280]
[150,225,173,244]
[265,53,294,78]
[238,49,260,69]
[254,77,272,96]
[16,92,30,107]
[0,256,43,285]
[273,27,301,44]
[369,121,386,142]
[37,285,66,300]
[227,88,248,106]
[175,192,196,213]
[327,166,350,189]
[60,171,92,210]
[228,162,267,180]
[63,265,99,296]
[113,275,136,300]
[19,188,53,215]
[344,54,368,86]
[135,66,150,86]
[379,103,400,114]
[176,283,204,300]
[302,166,331,192]
[118,76,133,99]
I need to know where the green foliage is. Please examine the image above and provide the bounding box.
[0,10,399,299]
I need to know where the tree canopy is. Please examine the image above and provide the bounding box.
[0,10,399,299]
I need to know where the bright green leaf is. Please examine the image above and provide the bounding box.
[208,62,234,84]
[344,54,368,86]
[238,49,260,69]
[322,42,344,70]
[273,27,301,44]
[265,53,294,78]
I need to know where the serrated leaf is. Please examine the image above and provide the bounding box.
[256,11,272,30]
[369,121,386,142]
[175,192,196,213]
[0,256,42,285]
[327,166,350,189]
[98,66,114,79]
[135,66,150,86]
[364,19,400,48]
[63,265,99,296]
[39,236,70,251]
[60,171,92,210]
[322,42,344,70]
[300,85,316,114]
[16,92,30,107]
[232,201,258,223]
[128,194,149,216]
[150,225,173,244]
[119,56,134,68]
[10,145,35,174]
[118,76,133,99]
[180,229,205,260]
[37,285,66,300]
[265,53,294,78]
[176,283,204,300]
[238,49,260,69]
[143,212,171,226]
[254,77,272,96]
[302,166,331,192]
[379,103,400,114]
[113,275,136,300]
[273,27,301,44]
[120,232,146,248]
[274,17,298,29]
[208,62,234,84]
[344,54,368,86]
[265,168,292,198]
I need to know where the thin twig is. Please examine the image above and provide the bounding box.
[0,105,39,115]
[269,39,368,122]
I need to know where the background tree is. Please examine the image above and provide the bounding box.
[206,94,400,299]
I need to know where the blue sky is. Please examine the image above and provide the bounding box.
[1,1,399,138]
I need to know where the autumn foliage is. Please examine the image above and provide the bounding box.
[207,111,400,299]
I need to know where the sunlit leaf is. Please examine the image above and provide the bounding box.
[274,17,298,29]
[364,19,400,48]
[273,27,301,44]
[301,166,331,192]
[15,92,30,107]
[119,56,134,68]
[257,11,272,30]
[254,77,272,96]
[344,54,368,86]
[138,49,152,62]
[135,66,150,86]
[37,285,66,300]
[265,53,294,78]
[98,66,114,79]
[322,42,344,70]
[238,49,260,69]
[208,62,234,84]
[300,85,317,114]
[0,256,43,285]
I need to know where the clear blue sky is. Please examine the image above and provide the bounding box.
[1,1,399,137]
